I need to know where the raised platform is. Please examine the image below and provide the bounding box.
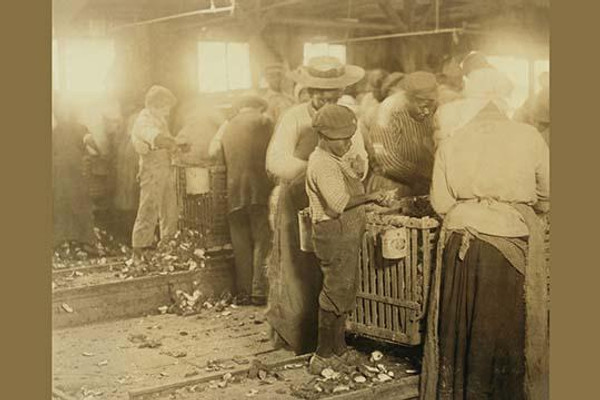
[52,253,235,329]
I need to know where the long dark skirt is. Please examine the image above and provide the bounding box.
[437,233,525,400]
[265,181,322,355]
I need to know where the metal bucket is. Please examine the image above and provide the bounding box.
[381,227,408,259]
[185,167,211,195]
[298,209,314,252]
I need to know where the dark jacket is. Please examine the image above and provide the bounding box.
[221,110,275,212]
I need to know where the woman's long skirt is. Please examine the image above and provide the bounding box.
[265,180,322,355]
[437,233,526,400]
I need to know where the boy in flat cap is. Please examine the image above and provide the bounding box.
[305,104,384,374]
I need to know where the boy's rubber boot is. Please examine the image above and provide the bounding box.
[308,308,337,375]
[334,313,362,364]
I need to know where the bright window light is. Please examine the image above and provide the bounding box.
[64,39,115,93]
[303,43,347,65]
[533,60,549,93]
[487,55,529,116]
[197,41,251,93]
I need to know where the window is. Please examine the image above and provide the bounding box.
[197,41,252,93]
[487,56,529,116]
[303,43,346,65]
[62,39,115,93]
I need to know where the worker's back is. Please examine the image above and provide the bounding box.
[221,110,274,213]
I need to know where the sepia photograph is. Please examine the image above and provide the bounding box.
[51,1,550,399]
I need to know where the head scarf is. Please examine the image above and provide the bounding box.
[436,68,514,142]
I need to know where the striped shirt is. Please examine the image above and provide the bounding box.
[368,107,435,186]
[306,147,365,223]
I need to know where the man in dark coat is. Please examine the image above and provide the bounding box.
[212,95,275,305]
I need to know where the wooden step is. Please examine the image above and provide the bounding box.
[52,253,234,329]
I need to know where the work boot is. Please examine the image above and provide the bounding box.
[315,308,337,358]
[332,313,363,365]
[131,247,149,270]
[333,313,348,356]
[132,247,144,261]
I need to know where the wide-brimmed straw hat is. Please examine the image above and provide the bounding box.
[288,56,365,90]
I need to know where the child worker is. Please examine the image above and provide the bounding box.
[305,104,385,374]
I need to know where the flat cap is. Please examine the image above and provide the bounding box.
[312,104,357,140]
[400,71,438,100]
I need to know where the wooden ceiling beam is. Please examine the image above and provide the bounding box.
[269,16,397,31]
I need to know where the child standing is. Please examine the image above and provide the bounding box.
[305,104,383,374]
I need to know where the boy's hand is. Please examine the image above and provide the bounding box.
[366,191,387,203]
[369,190,396,205]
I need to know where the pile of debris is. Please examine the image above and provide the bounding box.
[123,229,210,278]
[290,351,416,400]
[53,227,131,269]
[157,290,253,318]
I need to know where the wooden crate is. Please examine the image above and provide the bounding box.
[348,212,440,346]
[175,165,230,247]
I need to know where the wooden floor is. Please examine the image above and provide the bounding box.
[53,305,419,400]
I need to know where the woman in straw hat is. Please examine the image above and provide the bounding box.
[265,56,366,355]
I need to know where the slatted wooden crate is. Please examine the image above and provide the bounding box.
[175,164,230,248]
[348,212,440,346]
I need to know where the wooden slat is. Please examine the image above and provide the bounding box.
[377,239,385,329]
[384,260,392,330]
[369,232,378,327]
[129,354,312,400]
[355,293,420,310]
[403,230,412,334]
[315,375,419,400]
[52,259,125,279]
[362,231,372,326]
[410,228,419,339]
[421,228,432,316]
[347,321,411,345]
[391,258,400,333]
[356,235,365,325]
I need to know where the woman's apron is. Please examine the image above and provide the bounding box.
[265,118,322,355]
[420,202,549,400]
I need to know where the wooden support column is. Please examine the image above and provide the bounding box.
[376,0,408,31]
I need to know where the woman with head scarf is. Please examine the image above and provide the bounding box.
[435,66,514,145]
[265,56,366,355]
[420,68,550,400]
